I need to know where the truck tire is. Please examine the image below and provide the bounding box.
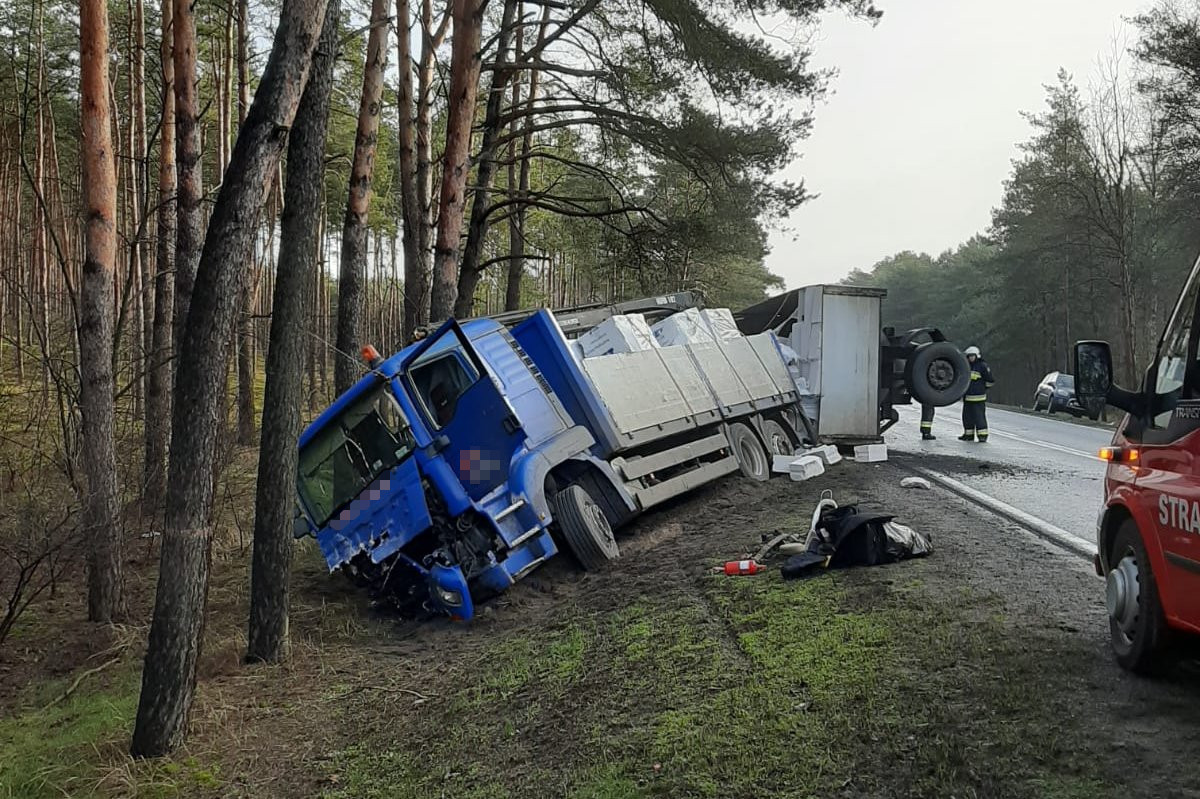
[729,422,769,482]
[906,341,971,407]
[1107,519,1171,674]
[552,484,619,571]
[783,406,818,448]
[761,419,794,457]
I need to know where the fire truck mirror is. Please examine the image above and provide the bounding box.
[1075,340,1113,403]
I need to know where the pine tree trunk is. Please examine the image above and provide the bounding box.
[33,3,49,397]
[396,0,423,342]
[248,0,340,665]
[135,0,152,410]
[506,4,545,311]
[172,0,203,371]
[429,0,487,322]
[12,94,24,382]
[145,0,176,502]
[412,0,444,330]
[80,0,125,623]
[127,0,146,419]
[455,0,518,317]
[334,0,389,395]
[131,0,328,757]
[233,16,257,448]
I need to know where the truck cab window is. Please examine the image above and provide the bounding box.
[1151,275,1200,428]
[411,348,478,428]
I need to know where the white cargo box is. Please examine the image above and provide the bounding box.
[652,308,715,347]
[577,313,658,358]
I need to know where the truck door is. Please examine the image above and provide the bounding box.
[403,321,526,502]
[1127,265,1200,626]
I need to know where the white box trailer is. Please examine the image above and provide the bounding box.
[735,284,971,444]
[787,285,885,442]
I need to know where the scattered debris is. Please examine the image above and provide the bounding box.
[900,476,932,490]
[715,559,766,576]
[781,496,932,579]
[789,456,826,482]
[853,443,888,462]
[801,444,843,466]
[771,454,797,474]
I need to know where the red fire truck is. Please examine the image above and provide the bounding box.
[1075,256,1200,673]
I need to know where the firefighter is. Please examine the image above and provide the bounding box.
[959,346,994,442]
[920,404,936,440]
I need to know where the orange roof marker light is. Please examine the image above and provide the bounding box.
[362,344,382,369]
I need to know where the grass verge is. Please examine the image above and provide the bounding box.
[317,564,1122,799]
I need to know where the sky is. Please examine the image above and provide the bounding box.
[768,0,1154,290]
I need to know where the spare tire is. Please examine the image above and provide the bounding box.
[906,342,970,406]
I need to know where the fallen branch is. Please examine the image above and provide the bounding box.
[43,653,125,710]
[328,684,434,702]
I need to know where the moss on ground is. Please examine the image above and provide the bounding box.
[0,669,139,799]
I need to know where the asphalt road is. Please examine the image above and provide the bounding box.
[885,402,1115,548]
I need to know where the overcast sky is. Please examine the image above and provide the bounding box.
[768,0,1153,289]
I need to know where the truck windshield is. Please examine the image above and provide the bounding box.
[297,385,414,527]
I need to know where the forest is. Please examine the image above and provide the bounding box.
[847,4,1200,406]
[0,0,887,776]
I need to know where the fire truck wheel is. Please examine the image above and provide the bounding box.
[552,484,619,571]
[729,422,770,482]
[906,341,971,407]
[762,419,795,457]
[1108,519,1171,674]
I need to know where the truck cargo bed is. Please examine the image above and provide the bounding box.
[511,311,798,457]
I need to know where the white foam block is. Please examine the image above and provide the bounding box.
[853,443,888,462]
[576,313,659,358]
[651,308,716,347]
[772,454,797,474]
[788,456,826,481]
[700,308,742,341]
[804,444,842,466]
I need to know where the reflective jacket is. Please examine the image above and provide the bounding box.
[965,359,994,402]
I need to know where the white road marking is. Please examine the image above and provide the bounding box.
[914,467,1095,560]
[986,427,1103,462]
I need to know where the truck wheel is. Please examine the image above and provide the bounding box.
[783,406,818,448]
[729,422,769,482]
[762,419,794,457]
[1107,520,1171,674]
[906,342,970,407]
[552,484,619,571]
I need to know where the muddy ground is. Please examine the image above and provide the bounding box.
[4,457,1200,798]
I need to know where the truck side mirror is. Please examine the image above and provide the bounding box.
[1074,340,1113,402]
[1075,340,1143,419]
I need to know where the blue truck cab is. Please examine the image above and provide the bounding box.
[294,312,637,620]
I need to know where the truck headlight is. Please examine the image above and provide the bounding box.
[435,585,464,607]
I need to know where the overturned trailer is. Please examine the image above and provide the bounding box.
[735,285,970,443]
